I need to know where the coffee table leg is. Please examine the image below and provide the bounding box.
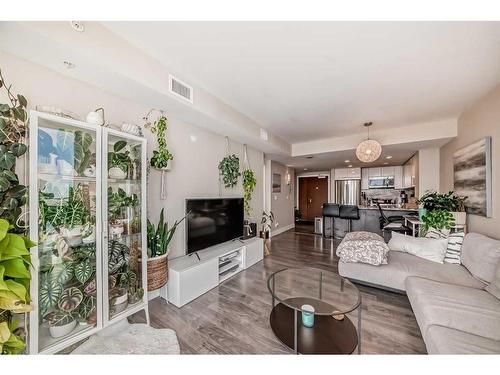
[271,278,275,307]
[319,271,323,300]
[357,301,362,354]
[294,309,298,354]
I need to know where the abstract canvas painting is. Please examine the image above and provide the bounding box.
[453,137,492,217]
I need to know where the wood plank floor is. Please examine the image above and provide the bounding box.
[131,229,427,354]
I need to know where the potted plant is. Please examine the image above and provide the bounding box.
[260,211,274,239]
[145,208,188,291]
[417,191,468,227]
[108,140,131,179]
[147,115,173,171]
[44,311,77,339]
[218,153,240,188]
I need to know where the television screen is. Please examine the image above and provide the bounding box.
[186,198,244,254]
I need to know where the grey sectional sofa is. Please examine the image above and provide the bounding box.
[338,232,500,354]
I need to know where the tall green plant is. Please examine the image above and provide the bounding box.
[242,169,256,216]
[147,209,188,258]
[421,210,455,233]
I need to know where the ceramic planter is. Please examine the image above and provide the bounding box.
[451,212,467,225]
[108,167,127,179]
[49,319,77,338]
[60,226,83,246]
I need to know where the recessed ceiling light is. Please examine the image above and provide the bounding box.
[63,60,75,69]
[306,156,314,159]
[386,155,393,159]
[70,21,85,32]
[348,165,353,168]
[303,168,308,171]
[383,162,389,165]
[344,160,350,163]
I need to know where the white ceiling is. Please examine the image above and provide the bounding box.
[104,21,500,144]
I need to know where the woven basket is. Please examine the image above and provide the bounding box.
[146,254,169,291]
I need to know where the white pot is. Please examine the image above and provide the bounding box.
[153,159,171,172]
[108,167,127,179]
[110,223,124,236]
[49,320,77,338]
[86,111,104,125]
[452,212,467,226]
[113,291,128,306]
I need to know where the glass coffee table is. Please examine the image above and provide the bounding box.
[267,267,361,354]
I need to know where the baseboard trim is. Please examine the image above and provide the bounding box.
[271,223,295,237]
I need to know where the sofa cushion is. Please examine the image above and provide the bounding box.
[444,230,465,264]
[406,276,500,341]
[486,261,500,300]
[388,232,448,264]
[425,325,500,354]
[338,251,485,292]
[461,233,500,284]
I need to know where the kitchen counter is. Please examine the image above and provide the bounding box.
[327,205,418,239]
[358,205,418,212]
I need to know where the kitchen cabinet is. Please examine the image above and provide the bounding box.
[368,167,381,177]
[380,166,395,177]
[394,166,403,189]
[29,111,149,354]
[334,167,361,180]
[403,154,418,189]
[361,169,369,190]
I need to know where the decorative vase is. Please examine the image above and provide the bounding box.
[144,253,169,291]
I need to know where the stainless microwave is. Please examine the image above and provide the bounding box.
[368,176,394,189]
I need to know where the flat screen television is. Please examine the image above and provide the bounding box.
[186,198,244,254]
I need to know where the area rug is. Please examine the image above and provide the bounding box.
[71,319,180,354]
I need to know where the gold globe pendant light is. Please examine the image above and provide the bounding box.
[356,122,382,163]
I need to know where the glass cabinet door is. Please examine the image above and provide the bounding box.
[103,130,146,322]
[32,114,101,353]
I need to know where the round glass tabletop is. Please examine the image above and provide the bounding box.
[267,267,361,315]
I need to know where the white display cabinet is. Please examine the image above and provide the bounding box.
[28,111,148,354]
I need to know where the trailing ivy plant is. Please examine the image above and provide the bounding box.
[0,69,29,231]
[242,169,256,216]
[147,116,173,169]
[218,154,240,188]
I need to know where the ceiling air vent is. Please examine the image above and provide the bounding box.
[169,75,193,104]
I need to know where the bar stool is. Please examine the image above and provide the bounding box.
[339,205,360,235]
[322,203,340,238]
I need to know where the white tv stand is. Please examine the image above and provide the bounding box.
[167,237,264,307]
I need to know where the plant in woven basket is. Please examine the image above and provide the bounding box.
[147,209,189,258]
[242,169,256,216]
[218,154,240,188]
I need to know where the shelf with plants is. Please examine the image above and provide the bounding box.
[29,111,102,354]
[103,128,148,325]
[28,111,149,354]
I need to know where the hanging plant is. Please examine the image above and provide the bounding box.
[218,137,240,188]
[242,169,256,216]
[145,114,173,169]
[219,154,240,188]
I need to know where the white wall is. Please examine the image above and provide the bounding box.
[269,161,295,235]
[1,51,264,259]
[418,147,440,196]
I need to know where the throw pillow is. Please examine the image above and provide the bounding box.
[388,232,448,263]
[443,231,465,264]
[425,227,450,239]
[486,261,500,300]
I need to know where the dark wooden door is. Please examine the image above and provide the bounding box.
[299,177,329,221]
